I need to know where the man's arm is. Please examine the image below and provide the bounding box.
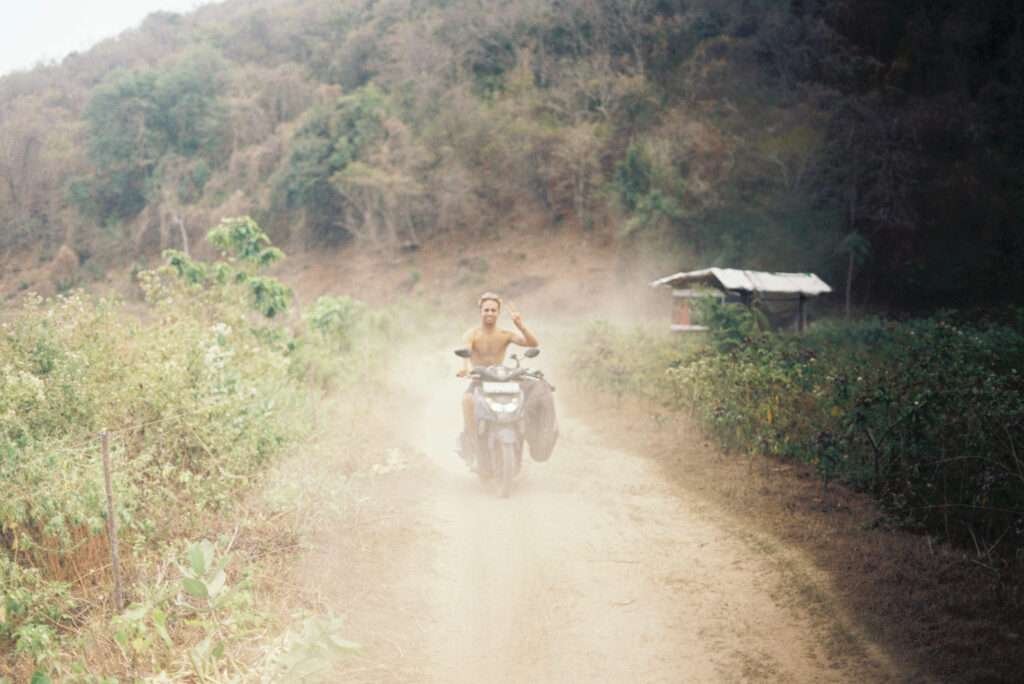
[507,304,539,347]
[457,328,475,377]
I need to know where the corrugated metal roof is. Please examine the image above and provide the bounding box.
[650,268,832,296]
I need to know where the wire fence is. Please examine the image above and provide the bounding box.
[2,390,311,610]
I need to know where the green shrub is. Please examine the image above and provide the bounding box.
[272,85,387,242]
[573,321,700,405]
[291,295,401,391]
[693,296,763,352]
[176,158,212,204]
[206,216,284,268]
[1,556,71,658]
[574,316,1024,559]
[0,219,374,670]
[164,216,293,318]
[71,48,229,223]
[305,295,368,351]
[614,144,653,212]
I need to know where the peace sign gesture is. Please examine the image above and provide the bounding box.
[508,302,523,329]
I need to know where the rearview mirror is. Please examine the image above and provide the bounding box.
[524,348,540,358]
[454,348,471,358]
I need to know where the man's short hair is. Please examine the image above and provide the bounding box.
[478,292,502,309]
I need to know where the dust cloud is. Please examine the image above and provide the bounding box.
[288,293,903,682]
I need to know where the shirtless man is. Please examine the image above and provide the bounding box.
[458,292,539,458]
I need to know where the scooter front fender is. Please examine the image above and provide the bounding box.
[495,427,519,445]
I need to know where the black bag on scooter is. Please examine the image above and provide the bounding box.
[523,378,558,462]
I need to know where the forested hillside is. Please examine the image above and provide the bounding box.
[2,0,1022,310]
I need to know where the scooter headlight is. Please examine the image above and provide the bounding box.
[486,399,518,413]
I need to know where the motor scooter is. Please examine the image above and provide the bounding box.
[454,347,544,498]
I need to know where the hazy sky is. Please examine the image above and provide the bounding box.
[0,0,213,76]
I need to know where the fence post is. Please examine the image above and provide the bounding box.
[101,431,124,611]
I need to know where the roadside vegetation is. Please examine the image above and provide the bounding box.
[574,307,1024,594]
[0,217,398,681]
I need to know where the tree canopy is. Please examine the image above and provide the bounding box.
[1,0,1022,310]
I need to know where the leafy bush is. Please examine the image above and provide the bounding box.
[260,614,360,680]
[169,157,213,205]
[164,216,292,317]
[1,556,71,665]
[0,217,383,674]
[206,215,284,268]
[292,295,400,391]
[613,139,688,239]
[573,321,700,405]
[101,536,270,680]
[574,316,1024,561]
[70,48,229,223]
[613,144,653,212]
[272,85,387,243]
[693,296,763,352]
[305,295,368,351]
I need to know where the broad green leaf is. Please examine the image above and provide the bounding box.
[207,569,226,598]
[187,543,206,576]
[30,672,52,684]
[187,539,216,576]
[199,540,215,573]
[182,577,209,598]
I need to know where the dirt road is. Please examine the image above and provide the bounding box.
[305,351,905,683]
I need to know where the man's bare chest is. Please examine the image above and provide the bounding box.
[472,330,511,359]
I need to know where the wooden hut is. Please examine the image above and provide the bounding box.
[650,268,832,333]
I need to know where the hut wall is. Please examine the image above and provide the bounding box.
[672,297,692,326]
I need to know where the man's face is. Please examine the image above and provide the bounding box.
[480,300,500,326]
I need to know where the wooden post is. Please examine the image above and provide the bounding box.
[100,431,124,611]
[798,294,807,333]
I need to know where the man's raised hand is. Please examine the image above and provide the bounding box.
[509,302,524,328]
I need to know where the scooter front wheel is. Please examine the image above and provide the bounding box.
[499,442,516,498]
